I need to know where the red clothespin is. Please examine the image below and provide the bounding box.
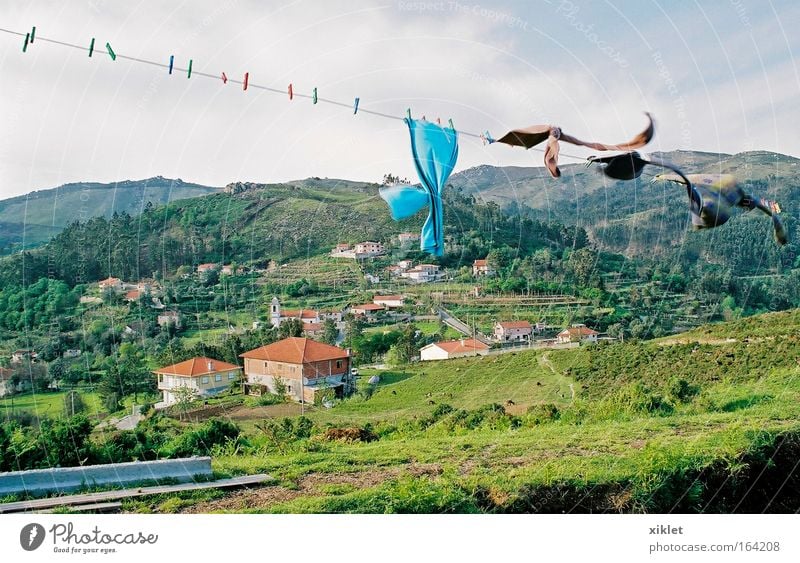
[288,83,293,100]
[221,72,227,84]
[243,72,249,91]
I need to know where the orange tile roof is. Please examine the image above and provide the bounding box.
[98,277,121,285]
[153,356,241,377]
[281,309,318,319]
[498,321,532,330]
[241,337,349,364]
[353,303,384,311]
[431,338,490,354]
[473,259,488,267]
[124,289,141,300]
[303,322,324,332]
[559,326,598,336]
[373,294,404,301]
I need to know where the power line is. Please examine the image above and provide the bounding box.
[0,26,591,162]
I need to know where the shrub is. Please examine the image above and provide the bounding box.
[163,417,241,457]
[526,403,560,425]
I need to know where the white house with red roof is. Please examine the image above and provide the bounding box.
[373,294,405,308]
[419,338,490,361]
[269,297,320,328]
[557,325,599,344]
[472,258,496,277]
[494,320,533,342]
[98,277,123,291]
[154,357,242,405]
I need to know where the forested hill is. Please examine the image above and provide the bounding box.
[0,179,588,288]
[450,150,800,273]
[0,176,220,252]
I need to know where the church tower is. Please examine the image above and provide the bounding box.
[270,296,281,328]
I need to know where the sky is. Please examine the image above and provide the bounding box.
[0,0,798,197]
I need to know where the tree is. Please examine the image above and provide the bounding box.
[273,376,288,403]
[48,358,67,386]
[343,313,365,350]
[63,390,87,417]
[278,318,303,339]
[321,319,338,345]
[394,324,421,364]
[173,385,198,421]
[12,361,50,393]
[117,343,153,403]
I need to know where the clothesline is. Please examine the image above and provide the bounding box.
[0,26,592,163]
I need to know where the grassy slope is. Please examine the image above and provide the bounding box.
[182,308,800,513]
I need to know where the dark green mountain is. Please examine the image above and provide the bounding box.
[0,176,220,252]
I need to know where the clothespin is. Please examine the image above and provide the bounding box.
[106,42,116,61]
[448,118,455,130]
[243,72,249,91]
[169,55,174,74]
[422,115,426,121]
[436,117,441,125]
[406,108,412,120]
[30,26,36,44]
[485,130,494,143]
[312,87,318,104]
[353,97,360,115]
[22,33,29,53]
[187,59,193,79]
[221,72,228,84]
[88,37,95,57]
[480,133,486,145]
[288,83,293,100]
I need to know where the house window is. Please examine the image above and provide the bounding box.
[158,374,163,383]
[201,376,209,384]
[215,374,222,382]
[228,372,236,380]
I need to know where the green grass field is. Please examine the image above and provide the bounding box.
[0,389,104,419]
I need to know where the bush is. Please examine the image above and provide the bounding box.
[322,425,378,443]
[163,417,241,457]
[526,403,560,425]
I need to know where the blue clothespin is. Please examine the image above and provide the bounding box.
[312,87,318,104]
[353,97,360,115]
[168,55,174,74]
[106,42,116,61]
[485,130,494,143]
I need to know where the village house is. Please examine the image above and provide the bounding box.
[373,294,405,309]
[196,263,218,274]
[11,349,37,364]
[269,297,319,327]
[98,277,123,291]
[240,337,352,403]
[401,263,443,283]
[557,325,599,344]
[302,322,325,337]
[330,241,386,259]
[124,289,142,303]
[0,367,30,397]
[319,309,343,323]
[494,321,533,343]
[472,258,496,277]
[63,349,82,359]
[157,310,182,329]
[387,259,414,277]
[420,338,490,361]
[350,303,384,319]
[154,357,242,405]
[397,232,420,245]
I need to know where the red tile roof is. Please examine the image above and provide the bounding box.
[241,337,349,364]
[124,289,141,300]
[98,277,121,285]
[153,357,241,377]
[281,309,318,319]
[373,294,404,302]
[473,259,488,267]
[353,303,384,311]
[303,322,324,332]
[431,338,490,354]
[498,321,532,330]
[559,326,599,337]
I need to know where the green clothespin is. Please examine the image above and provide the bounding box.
[30,26,36,44]
[406,108,412,120]
[106,42,116,60]
[88,37,95,57]
[22,33,29,53]
[448,118,455,130]
[187,59,193,78]
[312,87,318,104]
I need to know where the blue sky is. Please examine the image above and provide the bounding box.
[0,0,798,196]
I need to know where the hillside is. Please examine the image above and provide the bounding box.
[450,150,800,268]
[0,176,220,252]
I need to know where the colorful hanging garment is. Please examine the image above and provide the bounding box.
[379,118,459,256]
[587,152,787,245]
[496,113,654,177]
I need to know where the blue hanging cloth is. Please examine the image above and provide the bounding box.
[380,118,459,256]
